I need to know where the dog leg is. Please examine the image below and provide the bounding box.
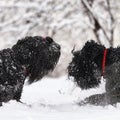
[78,89,120,106]
[0,85,15,102]
[13,84,23,102]
[105,62,120,105]
[78,93,112,106]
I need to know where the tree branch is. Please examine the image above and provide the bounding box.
[81,0,110,46]
[106,0,115,46]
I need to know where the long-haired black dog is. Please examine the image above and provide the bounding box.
[68,40,120,106]
[0,36,60,105]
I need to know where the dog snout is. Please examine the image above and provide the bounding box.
[56,44,61,50]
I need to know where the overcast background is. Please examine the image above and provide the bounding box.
[0,0,120,77]
[1,0,120,119]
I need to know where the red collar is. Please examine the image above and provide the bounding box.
[102,49,108,76]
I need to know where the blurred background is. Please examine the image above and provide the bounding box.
[0,0,120,77]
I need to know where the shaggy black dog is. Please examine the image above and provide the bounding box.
[68,40,120,106]
[0,36,60,105]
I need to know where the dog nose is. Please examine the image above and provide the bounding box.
[57,44,61,50]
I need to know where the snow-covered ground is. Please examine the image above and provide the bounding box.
[0,76,120,120]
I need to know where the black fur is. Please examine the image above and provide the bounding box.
[68,40,120,106]
[0,36,60,105]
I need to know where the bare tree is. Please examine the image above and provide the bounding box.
[81,0,115,47]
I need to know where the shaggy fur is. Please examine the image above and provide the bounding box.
[0,36,60,105]
[68,40,120,106]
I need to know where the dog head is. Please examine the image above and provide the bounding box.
[68,40,105,89]
[12,36,61,84]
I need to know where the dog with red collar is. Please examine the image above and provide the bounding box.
[68,40,120,106]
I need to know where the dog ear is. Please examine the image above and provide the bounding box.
[45,37,53,44]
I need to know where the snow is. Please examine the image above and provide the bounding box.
[0,0,120,119]
[0,76,120,120]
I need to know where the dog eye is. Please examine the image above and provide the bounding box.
[46,37,53,44]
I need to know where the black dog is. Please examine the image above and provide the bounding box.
[68,40,120,106]
[0,36,60,105]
